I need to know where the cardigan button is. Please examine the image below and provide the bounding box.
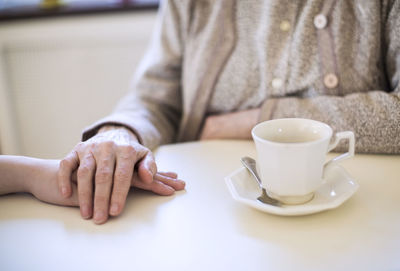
[280,20,291,32]
[272,78,283,89]
[324,73,339,88]
[314,14,328,29]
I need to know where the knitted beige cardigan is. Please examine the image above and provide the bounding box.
[83,0,400,154]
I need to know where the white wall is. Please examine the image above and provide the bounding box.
[0,11,157,158]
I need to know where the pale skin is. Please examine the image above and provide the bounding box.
[0,156,79,206]
[200,108,260,140]
[58,125,185,224]
[0,155,185,210]
[56,108,257,224]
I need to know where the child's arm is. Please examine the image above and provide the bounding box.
[0,155,78,206]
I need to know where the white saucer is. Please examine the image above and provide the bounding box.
[225,164,359,216]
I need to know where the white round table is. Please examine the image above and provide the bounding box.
[1,140,399,271]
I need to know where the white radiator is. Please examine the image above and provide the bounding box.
[0,11,156,158]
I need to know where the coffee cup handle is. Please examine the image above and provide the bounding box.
[324,131,355,169]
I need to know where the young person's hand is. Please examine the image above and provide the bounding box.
[131,171,185,195]
[0,156,79,206]
[30,159,80,206]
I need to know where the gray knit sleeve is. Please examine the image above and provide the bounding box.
[82,0,188,150]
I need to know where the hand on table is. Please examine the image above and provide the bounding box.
[200,108,260,140]
[0,156,80,207]
[0,154,184,218]
[33,162,183,216]
[58,125,185,224]
[32,162,183,208]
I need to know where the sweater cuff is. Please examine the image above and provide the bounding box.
[258,98,278,122]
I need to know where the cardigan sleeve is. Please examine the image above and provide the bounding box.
[260,0,400,154]
[82,0,188,150]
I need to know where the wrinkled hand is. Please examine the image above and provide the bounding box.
[31,160,183,209]
[58,126,185,224]
[200,108,260,140]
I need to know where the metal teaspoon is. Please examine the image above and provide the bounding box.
[240,156,281,206]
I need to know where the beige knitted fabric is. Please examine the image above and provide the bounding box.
[83,0,400,154]
[209,0,263,113]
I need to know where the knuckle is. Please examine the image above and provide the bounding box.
[98,157,113,169]
[86,143,96,151]
[96,169,113,184]
[76,142,85,148]
[78,190,92,201]
[77,165,91,178]
[112,185,129,198]
[83,152,94,162]
[76,142,86,151]
[114,170,131,182]
[100,140,115,150]
[112,191,127,203]
[94,194,109,205]
[146,149,154,159]
[59,158,72,169]
[119,145,136,158]
[92,141,114,157]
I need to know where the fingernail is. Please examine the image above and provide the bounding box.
[110,203,119,215]
[94,210,105,223]
[61,187,68,196]
[82,205,90,218]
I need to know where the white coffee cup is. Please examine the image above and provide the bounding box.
[251,118,355,205]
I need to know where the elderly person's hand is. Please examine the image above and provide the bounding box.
[58,125,185,224]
